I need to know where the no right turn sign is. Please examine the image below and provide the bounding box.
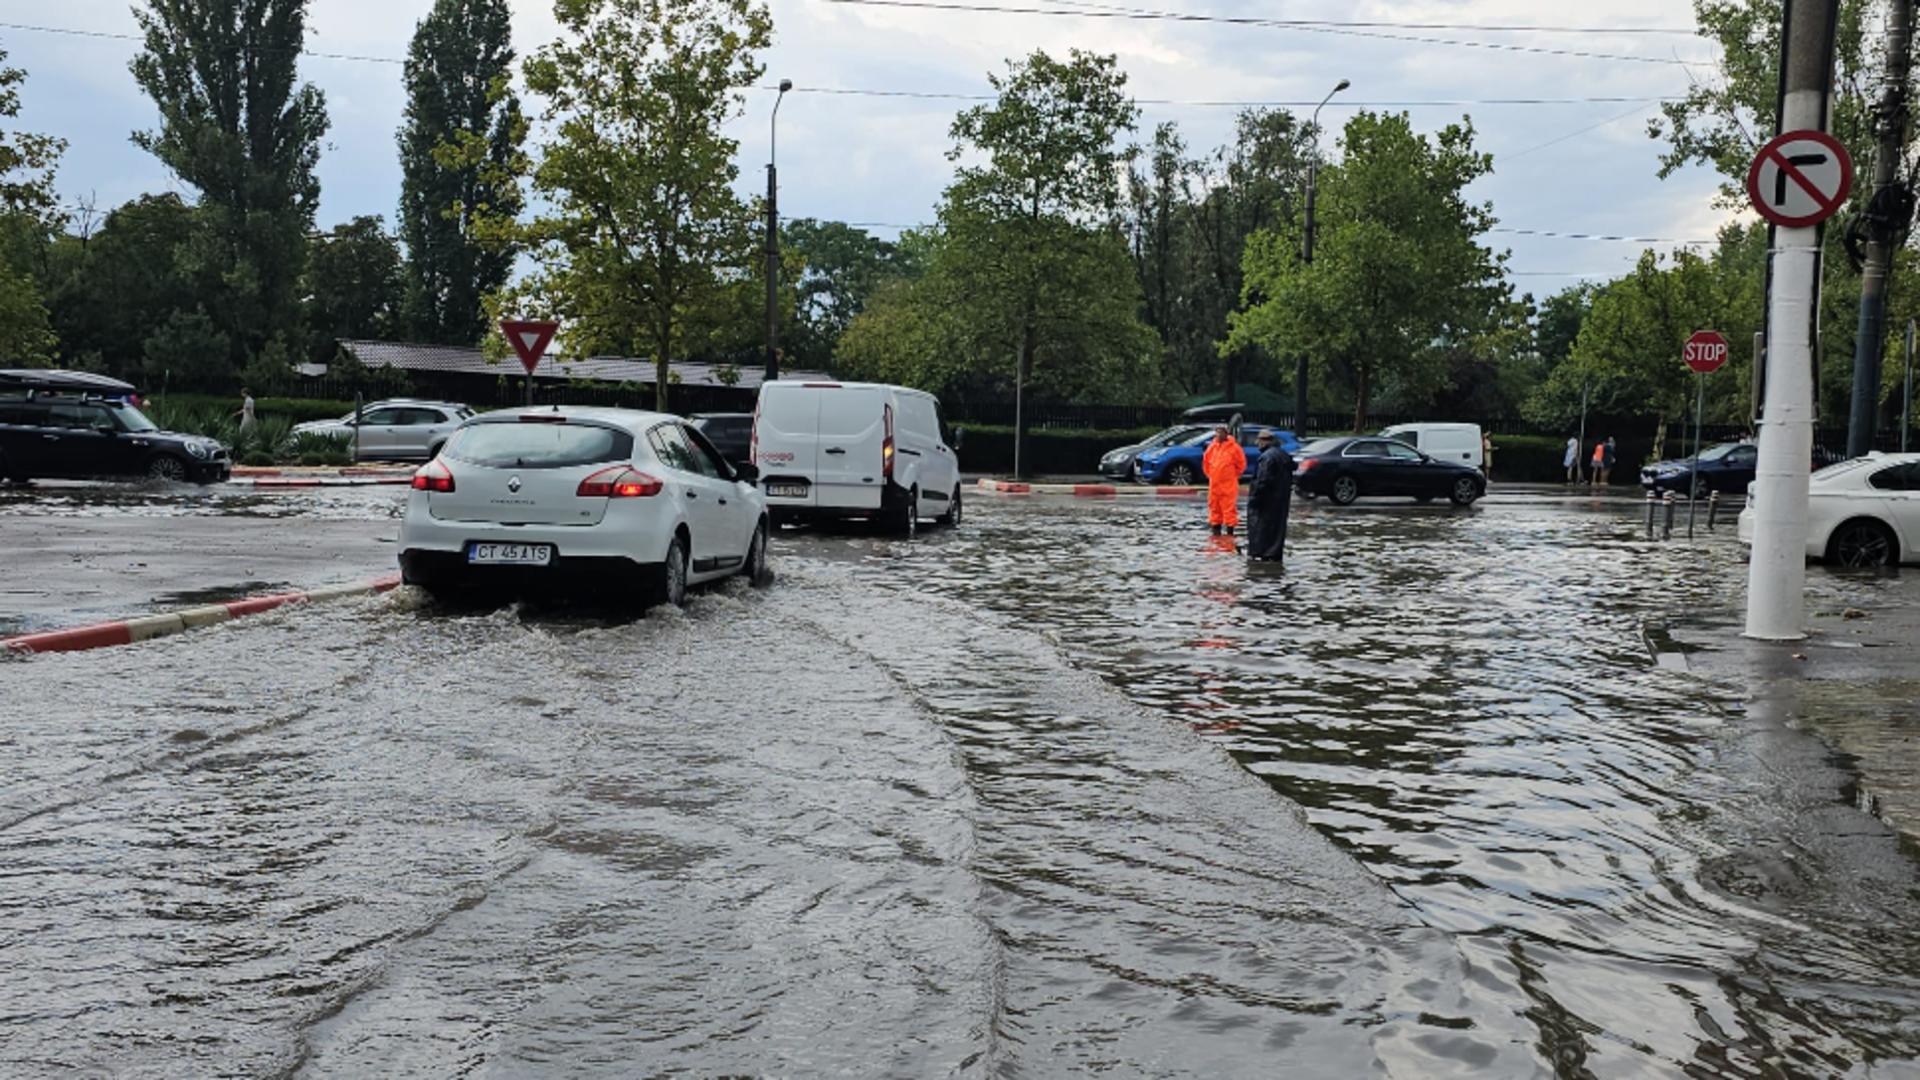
[1745,129,1853,228]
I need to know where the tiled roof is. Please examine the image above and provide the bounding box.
[337,339,828,390]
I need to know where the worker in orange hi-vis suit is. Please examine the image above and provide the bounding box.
[1201,424,1246,536]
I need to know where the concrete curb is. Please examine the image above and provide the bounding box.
[228,476,413,488]
[2,574,404,656]
[976,477,1207,498]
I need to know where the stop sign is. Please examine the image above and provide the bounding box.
[1684,330,1729,374]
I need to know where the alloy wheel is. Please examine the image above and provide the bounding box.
[1167,464,1197,486]
[1451,477,1478,506]
[1331,476,1359,505]
[147,456,186,482]
[747,522,769,585]
[1834,521,1893,568]
[666,536,689,606]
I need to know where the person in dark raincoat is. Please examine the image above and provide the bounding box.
[1245,429,1295,563]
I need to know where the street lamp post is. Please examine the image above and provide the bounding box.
[765,79,793,384]
[1297,78,1350,435]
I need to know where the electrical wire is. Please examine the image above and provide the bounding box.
[817,0,1716,66]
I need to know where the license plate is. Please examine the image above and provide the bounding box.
[766,482,808,498]
[467,542,553,566]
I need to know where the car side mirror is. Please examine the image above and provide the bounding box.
[734,461,760,483]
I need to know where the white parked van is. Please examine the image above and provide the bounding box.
[752,380,963,535]
[1380,423,1483,470]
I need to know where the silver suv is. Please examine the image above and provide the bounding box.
[293,399,474,461]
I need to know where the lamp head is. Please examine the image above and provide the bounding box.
[779,79,794,93]
[1335,79,1351,92]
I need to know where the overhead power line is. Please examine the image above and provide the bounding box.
[997,0,1697,35]
[817,0,1717,66]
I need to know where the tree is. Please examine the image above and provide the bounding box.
[1228,112,1505,430]
[942,49,1157,469]
[397,0,525,346]
[781,218,917,371]
[130,0,330,371]
[0,46,63,222]
[44,194,200,376]
[0,48,63,367]
[510,0,770,411]
[308,216,404,349]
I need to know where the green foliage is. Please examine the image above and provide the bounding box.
[1127,110,1312,396]
[142,310,233,383]
[43,195,199,378]
[131,0,330,369]
[307,216,403,350]
[156,393,355,425]
[0,46,64,223]
[1229,112,1506,430]
[781,218,918,372]
[399,0,525,345]
[503,0,772,412]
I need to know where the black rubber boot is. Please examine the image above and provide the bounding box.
[1210,524,1222,535]
[1224,525,1235,537]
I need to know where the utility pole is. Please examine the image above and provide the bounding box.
[1297,79,1349,435]
[1846,0,1914,458]
[765,79,793,384]
[1748,0,1842,641]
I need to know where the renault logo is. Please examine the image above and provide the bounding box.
[507,475,522,493]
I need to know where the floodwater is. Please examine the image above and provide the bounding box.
[4,490,1920,1077]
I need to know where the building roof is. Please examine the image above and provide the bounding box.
[337,339,829,390]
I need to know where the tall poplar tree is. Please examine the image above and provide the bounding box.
[397,0,524,346]
[130,0,329,370]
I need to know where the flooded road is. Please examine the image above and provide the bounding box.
[4,491,1920,1076]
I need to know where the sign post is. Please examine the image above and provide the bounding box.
[1905,319,1915,454]
[1744,117,1853,640]
[499,319,560,407]
[1683,330,1730,539]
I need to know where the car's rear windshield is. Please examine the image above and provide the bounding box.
[444,421,632,468]
[1298,438,1344,455]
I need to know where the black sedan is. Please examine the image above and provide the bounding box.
[1293,436,1485,506]
[1640,441,1756,496]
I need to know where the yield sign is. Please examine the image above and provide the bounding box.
[1684,329,1729,374]
[499,319,560,376]
[1745,129,1853,228]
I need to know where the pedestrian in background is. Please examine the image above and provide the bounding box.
[234,387,256,434]
[1202,424,1246,536]
[1245,429,1295,563]
[1482,432,1495,480]
[1590,438,1607,487]
[1564,435,1580,483]
[1603,436,1617,485]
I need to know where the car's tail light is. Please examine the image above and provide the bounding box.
[577,465,663,498]
[883,403,895,480]
[1296,458,1317,473]
[411,460,455,492]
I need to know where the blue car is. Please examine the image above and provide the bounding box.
[1132,425,1301,485]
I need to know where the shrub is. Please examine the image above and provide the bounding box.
[241,451,274,467]
[299,452,325,466]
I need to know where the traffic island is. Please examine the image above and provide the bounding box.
[977,477,1206,498]
[2,575,404,656]
[229,465,415,488]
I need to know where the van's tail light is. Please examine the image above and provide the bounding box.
[750,400,760,465]
[411,459,455,492]
[578,465,663,498]
[883,403,896,479]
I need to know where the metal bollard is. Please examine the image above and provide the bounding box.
[1646,490,1659,538]
[1706,491,1720,530]
[1663,491,1677,540]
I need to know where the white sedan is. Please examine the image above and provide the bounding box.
[1738,452,1920,568]
[397,407,770,606]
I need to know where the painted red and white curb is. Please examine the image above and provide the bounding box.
[229,476,413,488]
[3,574,404,656]
[976,477,1212,498]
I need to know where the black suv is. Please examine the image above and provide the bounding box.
[688,412,754,468]
[0,370,230,484]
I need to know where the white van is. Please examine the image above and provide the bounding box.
[1380,423,1483,470]
[752,380,963,535]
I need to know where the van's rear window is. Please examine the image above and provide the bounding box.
[445,423,632,468]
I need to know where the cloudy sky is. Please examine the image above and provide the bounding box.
[3,0,1738,299]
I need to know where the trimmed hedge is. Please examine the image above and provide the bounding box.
[151,393,355,426]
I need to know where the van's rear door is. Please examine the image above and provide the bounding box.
[754,382,820,507]
[815,386,885,509]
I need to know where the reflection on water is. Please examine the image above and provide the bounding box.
[839,495,1920,1076]
[3,494,1920,1076]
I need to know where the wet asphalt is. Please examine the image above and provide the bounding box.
[3,482,1920,1076]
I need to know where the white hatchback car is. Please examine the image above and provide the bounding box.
[1738,452,1920,568]
[397,406,770,605]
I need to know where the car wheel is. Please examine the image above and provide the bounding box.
[1330,475,1359,505]
[1828,518,1897,568]
[743,520,771,586]
[939,485,963,527]
[653,532,690,607]
[147,455,188,482]
[1448,476,1481,506]
[1166,463,1197,486]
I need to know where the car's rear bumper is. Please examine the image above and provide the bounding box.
[399,494,675,564]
